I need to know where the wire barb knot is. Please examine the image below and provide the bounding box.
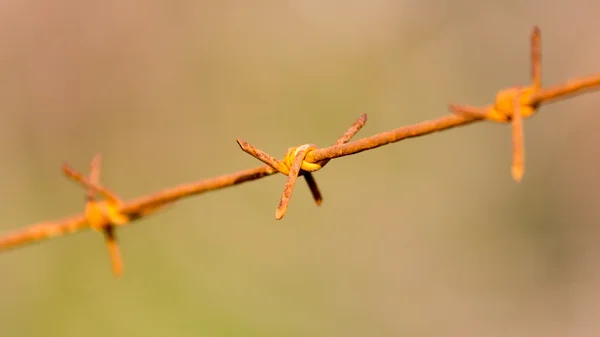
[62,155,131,277]
[447,26,545,182]
[489,86,537,122]
[84,199,129,231]
[282,144,324,173]
[237,113,368,219]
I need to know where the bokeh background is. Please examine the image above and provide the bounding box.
[1,1,599,336]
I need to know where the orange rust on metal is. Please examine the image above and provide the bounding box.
[0,165,279,252]
[303,173,322,206]
[0,215,87,251]
[336,113,368,145]
[236,139,289,174]
[83,154,125,276]
[276,145,311,220]
[304,27,600,166]
[237,140,325,207]
[239,113,369,219]
[122,165,278,214]
[529,74,600,104]
[306,113,479,163]
[531,26,542,90]
[0,27,599,276]
[305,70,600,163]
[63,162,121,204]
[447,28,542,181]
[103,224,123,277]
[314,113,368,168]
[511,88,525,182]
[86,154,102,202]
[118,166,279,219]
[447,104,488,119]
[300,113,366,207]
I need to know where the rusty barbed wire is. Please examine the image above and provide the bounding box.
[1,26,599,277]
[236,113,368,219]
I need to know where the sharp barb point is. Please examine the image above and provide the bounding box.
[236,138,247,149]
[512,166,524,183]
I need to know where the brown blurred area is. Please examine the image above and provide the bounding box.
[1,1,600,336]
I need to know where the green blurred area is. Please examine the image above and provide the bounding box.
[1,1,600,336]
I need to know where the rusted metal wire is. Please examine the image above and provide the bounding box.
[82,155,123,276]
[237,113,368,220]
[0,26,599,276]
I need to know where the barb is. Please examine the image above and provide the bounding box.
[0,26,599,277]
[237,113,367,220]
[0,165,279,248]
[511,88,525,182]
[63,159,121,205]
[83,154,124,277]
[303,27,600,177]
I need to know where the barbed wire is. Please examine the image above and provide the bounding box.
[1,26,599,277]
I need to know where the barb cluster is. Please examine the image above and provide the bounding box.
[1,26,599,277]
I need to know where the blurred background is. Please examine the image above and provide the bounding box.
[1,1,599,336]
